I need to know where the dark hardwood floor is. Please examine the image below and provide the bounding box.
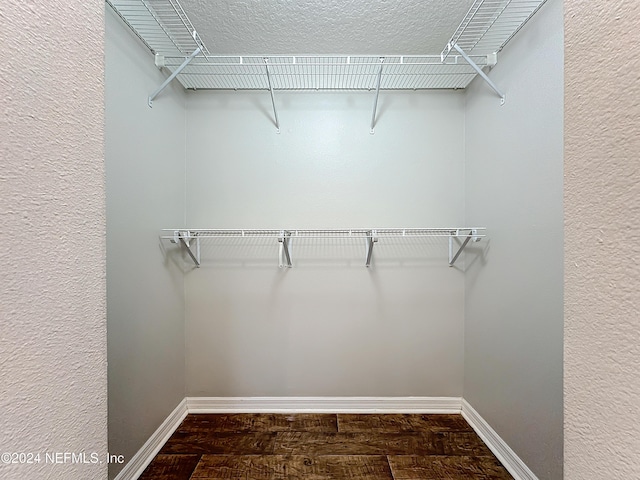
[139,413,512,479]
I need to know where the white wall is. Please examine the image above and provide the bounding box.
[565,1,640,478]
[105,7,186,479]
[0,2,107,479]
[463,0,563,478]
[184,91,466,396]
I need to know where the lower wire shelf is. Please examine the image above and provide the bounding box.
[160,227,485,268]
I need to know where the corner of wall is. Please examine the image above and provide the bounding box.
[462,0,563,478]
[105,7,188,478]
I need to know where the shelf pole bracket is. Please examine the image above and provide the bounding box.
[370,58,385,134]
[452,44,505,105]
[365,230,378,267]
[449,229,479,266]
[173,230,201,267]
[264,58,281,133]
[278,230,292,268]
[148,45,202,108]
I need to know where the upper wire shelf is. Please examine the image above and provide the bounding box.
[106,0,209,57]
[106,0,546,92]
[442,0,548,60]
[107,0,547,120]
[161,228,486,268]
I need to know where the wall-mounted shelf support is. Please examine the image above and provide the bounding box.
[448,228,480,266]
[148,42,202,107]
[264,58,281,133]
[278,230,292,268]
[365,230,378,266]
[452,44,505,105]
[172,230,201,267]
[370,58,384,134]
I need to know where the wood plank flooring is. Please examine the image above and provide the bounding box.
[139,413,512,479]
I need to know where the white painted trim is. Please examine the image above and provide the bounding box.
[186,396,462,414]
[122,397,554,480]
[461,399,538,480]
[114,398,188,480]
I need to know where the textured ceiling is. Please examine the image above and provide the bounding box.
[179,0,476,55]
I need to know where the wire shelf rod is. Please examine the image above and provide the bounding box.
[370,57,385,134]
[149,43,201,106]
[263,58,280,133]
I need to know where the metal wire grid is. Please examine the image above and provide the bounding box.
[107,0,545,91]
[163,55,487,90]
[161,228,485,240]
[162,228,485,267]
[106,0,208,57]
[442,0,547,59]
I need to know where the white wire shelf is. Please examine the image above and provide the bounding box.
[165,55,486,91]
[106,0,208,57]
[161,228,486,268]
[441,0,548,60]
[106,0,547,119]
[105,0,545,92]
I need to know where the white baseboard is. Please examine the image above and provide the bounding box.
[186,396,462,414]
[461,399,538,480]
[114,398,188,480]
[119,396,541,480]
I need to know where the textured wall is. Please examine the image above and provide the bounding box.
[0,2,107,480]
[184,91,466,397]
[565,1,640,478]
[464,0,564,478]
[105,7,187,479]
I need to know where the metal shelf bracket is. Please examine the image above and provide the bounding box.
[172,230,201,267]
[278,230,292,268]
[452,44,505,105]
[448,228,480,266]
[365,230,378,266]
[264,58,281,133]
[370,58,385,134]
[149,41,202,107]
